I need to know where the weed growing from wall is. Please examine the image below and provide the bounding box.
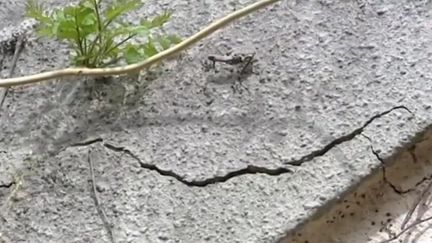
[25,0,182,68]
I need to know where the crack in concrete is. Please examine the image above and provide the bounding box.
[70,137,104,147]
[408,145,418,164]
[369,145,411,194]
[0,181,14,189]
[103,143,292,187]
[402,146,432,190]
[368,140,432,197]
[67,105,411,187]
[285,105,412,166]
[370,146,432,196]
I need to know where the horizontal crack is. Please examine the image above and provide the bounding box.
[285,105,412,166]
[70,137,104,147]
[103,143,293,187]
[0,181,14,188]
[67,105,410,187]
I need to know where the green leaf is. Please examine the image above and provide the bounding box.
[124,44,143,64]
[53,8,66,22]
[36,26,54,37]
[77,7,98,37]
[81,0,95,9]
[151,11,172,27]
[142,39,158,57]
[25,0,52,24]
[167,34,182,44]
[158,36,171,50]
[128,25,150,36]
[73,55,89,66]
[105,0,143,23]
[56,20,78,40]
[63,6,78,17]
[141,11,172,29]
[28,0,179,69]
[156,34,182,50]
[75,6,96,26]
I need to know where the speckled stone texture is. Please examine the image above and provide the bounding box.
[0,0,431,242]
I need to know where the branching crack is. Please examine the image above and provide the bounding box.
[369,144,411,195]
[285,105,412,166]
[67,105,411,187]
[365,135,432,197]
[103,143,292,187]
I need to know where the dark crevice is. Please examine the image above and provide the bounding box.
[367,135,432,196]
[66,105,411,187]
[70,137,104,147]
[103,143,293,187]
[285,105,412,166]
[0,181,14,188]
[369,145,411,194]
[408,145,418,164]
[412,174,432,189]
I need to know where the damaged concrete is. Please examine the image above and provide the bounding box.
[1,0,432,242]
[67,105,411,188]
[281,129,432,243]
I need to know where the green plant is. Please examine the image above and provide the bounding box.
[25,0,182,68]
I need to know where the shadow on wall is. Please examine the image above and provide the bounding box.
[279,129,432,243]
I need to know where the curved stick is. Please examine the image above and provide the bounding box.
[0,0,280,87]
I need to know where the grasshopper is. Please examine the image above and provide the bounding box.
[206,52,256,73]
[203,52,257,94]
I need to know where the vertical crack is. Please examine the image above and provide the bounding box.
[368,145,411,194]
[408,145,417,164]
[363,135,432,195]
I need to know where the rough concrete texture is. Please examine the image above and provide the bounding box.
[1,0,432,242]
[282,130,432,243]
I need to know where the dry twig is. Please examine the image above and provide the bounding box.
[0,34,26,110]
[379,179,432,243]
[379,215,432,243]
[87,149,115,243]
[401,179,432,230]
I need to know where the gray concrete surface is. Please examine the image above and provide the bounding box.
[0,0,432,242]
[282,130,432,243]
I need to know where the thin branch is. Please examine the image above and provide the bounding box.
[379,215,432,243]
[99,33,137,67]
[0,35,26,110]
[105,33,136,56]
[379,179,432,243]
[401,180,432,230]
[0,55,4,71]
[87,149,115,243]
[0,0,280,87]
[87,0,104,57]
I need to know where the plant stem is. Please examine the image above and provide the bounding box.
[99,33,136,67]
[74,8,85,65]
[0,0,281,86]
[107,34,136,55]
[87,0,104,66]
[93,0,103,34]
